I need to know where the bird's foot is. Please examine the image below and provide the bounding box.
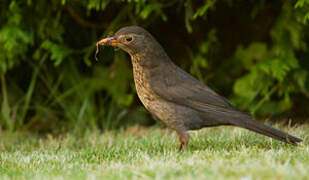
[178,142,188,152]
[177,132,189,152]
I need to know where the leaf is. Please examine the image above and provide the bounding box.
[193,0,216,19]
[235,42,267,70]
[233,71,260,99]
[304,12,309,23]
[184,0,193,33]
[87,0,111,11]
[258,93,292,115]
[140,3,161,19]
[41,40,71,66]
[294,69,308,88]
[294,0,309,8]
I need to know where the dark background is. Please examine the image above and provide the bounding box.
[0,0,309,133]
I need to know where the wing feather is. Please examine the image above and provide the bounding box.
[150,64,237,113]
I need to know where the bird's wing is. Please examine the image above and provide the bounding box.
[150,64,237,113]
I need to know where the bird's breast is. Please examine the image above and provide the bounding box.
[132,64,157,110]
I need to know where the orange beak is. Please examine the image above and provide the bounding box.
[97,37,120,46]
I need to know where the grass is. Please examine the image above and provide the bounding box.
[0,124,308,180]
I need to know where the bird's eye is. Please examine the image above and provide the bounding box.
[126,36,133,42]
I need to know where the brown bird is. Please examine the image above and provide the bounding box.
[97,26,302,150]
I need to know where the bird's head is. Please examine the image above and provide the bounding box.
[97,26,152,55]
[97,26,168,66]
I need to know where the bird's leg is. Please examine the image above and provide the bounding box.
[177,132,190,152]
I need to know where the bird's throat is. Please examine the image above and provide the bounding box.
[131,54,158,69]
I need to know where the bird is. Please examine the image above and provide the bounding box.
[97,26,302,150]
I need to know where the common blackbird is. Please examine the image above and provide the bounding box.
[97,26,302,150]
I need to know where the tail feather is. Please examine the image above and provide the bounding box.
[230,113,302,145]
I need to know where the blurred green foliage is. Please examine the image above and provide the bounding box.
[0,0,309,132]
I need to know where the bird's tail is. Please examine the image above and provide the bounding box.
[230,113,302,145]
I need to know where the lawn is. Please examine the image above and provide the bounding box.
[0,124,308,180]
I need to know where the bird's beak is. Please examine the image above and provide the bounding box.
[97,37,119,46]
